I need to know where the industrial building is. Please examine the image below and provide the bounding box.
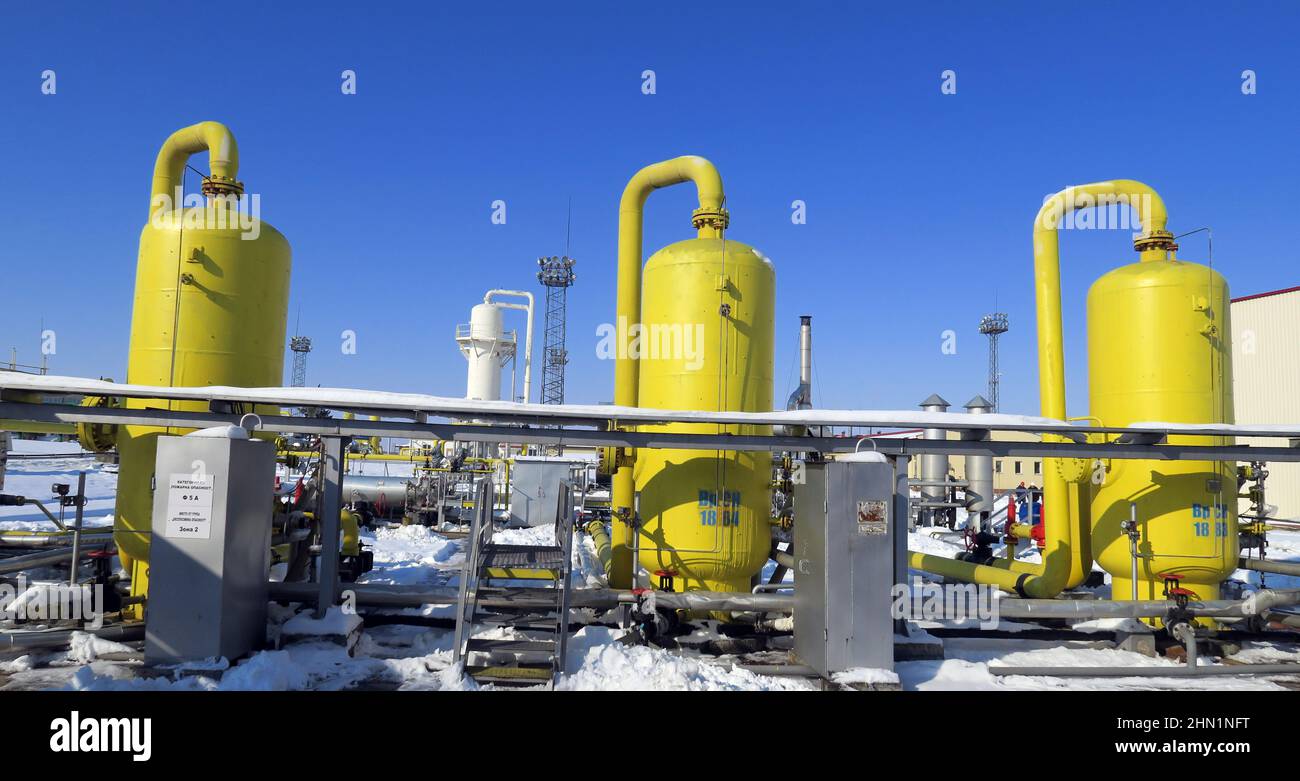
[0,123,1298,696]
[1232,286,1300,522]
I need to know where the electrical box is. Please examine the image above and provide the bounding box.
[508,458,577,528]
[793,456,900,679]
[145,434,275,665]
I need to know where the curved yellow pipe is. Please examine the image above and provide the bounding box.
[610,156,728,588]
[910,180,1170,598]
[149,120,240,215]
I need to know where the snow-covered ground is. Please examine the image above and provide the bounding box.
[2,438,1298,691]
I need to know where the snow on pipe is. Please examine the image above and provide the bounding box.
[997,589,1300,620]
[988,663,1300,678]
[0,623,145,651]
[483,290,535,404]
[266,581,794,613]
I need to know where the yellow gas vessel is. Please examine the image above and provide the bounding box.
[116,121,291,606]
[1088,255,1236,602]
[634,237,774,593]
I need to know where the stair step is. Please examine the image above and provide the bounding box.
[480,544,567,569]
[468,665,555,684]
[466,638,556,653]
[476,613,559,625]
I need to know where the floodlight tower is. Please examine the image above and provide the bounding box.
[537,255,576,405]
[290,335,312,388]
[978,312,1009,412]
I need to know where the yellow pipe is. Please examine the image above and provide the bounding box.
[610,156,727,588]
[149,121,240,214]
[909,181,1168,598]
[585,519,612,576]
[341,509,360,557]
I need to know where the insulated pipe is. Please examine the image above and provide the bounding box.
[0,530,114,547]
[584,519,612,576]
[1238,557,1300,578]
[611,156,727,588]
[989,663,1300,678]
[994,589,1300,620]
[484,290,535,404]
[266,580,791,613]
[0,623,145,651]
[0,545,109,575]
[148,120,240,215]
[909,181,1167,597]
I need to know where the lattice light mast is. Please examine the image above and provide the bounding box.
[537,255,576,405]
[290,335,312,388]
[978,313,1009,412]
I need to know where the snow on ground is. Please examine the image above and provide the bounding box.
[3,437,1299,691]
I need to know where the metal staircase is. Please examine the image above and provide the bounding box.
[454,478,575,687]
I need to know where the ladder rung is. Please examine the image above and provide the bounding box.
[466,638,556,653]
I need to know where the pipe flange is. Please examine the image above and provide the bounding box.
[201,176,245,198]
[691,206,730,231]
[1133,230,1177,253]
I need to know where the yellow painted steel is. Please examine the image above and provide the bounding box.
[610,156,729,588]
[633,237,774,594]
[341,509,361,557]
[909,181,1167,599]
[1088,256,1236,603]
[116,122,291,611]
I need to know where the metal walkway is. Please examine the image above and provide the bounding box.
[453,480,575,687]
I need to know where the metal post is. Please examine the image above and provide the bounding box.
[892,455,910,634]
[1124,502,1140,602]
[316,435,350,618]
[68,471,86,585]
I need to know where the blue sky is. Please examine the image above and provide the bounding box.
[1,2,1296,417]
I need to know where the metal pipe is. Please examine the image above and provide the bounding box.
[67,472,87,585]
[149,121,239,215]
[992,589,1300,620]
[0,622,145,651]
[912,181,1169,597]
[963,396,993,531]
[583,519,611,576]
[0,531,114,548]
[1238,557,1300,577]
[785,315,813,411]
[769,544,795,570]
[990,663,1300,678]
[315,436,347,618]
[484,289,535,404]
[0,545,106,575]
[611,155,728,588]
[268,580,793,613]
[918,395,950,527]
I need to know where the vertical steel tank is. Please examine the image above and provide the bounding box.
[116,122,291,607]
[1087,255,1235,602]
[633,237,774,593]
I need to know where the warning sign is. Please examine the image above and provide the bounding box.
[856,499,888,536]
[165,473,214,539]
